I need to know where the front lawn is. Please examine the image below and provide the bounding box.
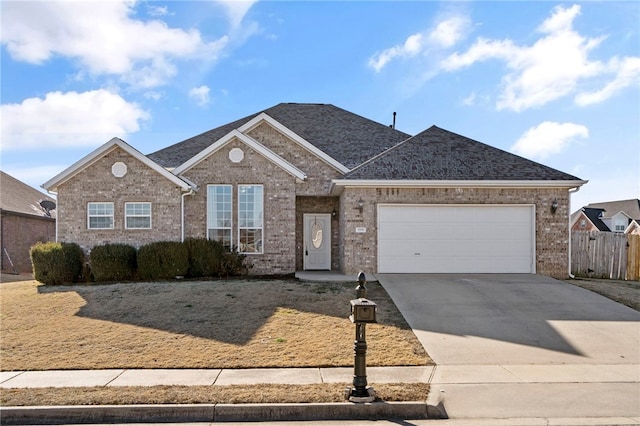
[0,278,430,371]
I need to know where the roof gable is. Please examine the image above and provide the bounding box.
[147,103,411,170]
[238,113,349,173]
[582,207,610,231]
[0,171,57,219]
[586,199,640,220]
[345,125,583,181]
[173,129,307,180]
[42,137,192,193]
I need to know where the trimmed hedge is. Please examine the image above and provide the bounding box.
[184,238,224,278]
[30,242,84,285]
[137,241,189,281]
[31,239,250,284]
[90,243,137,282]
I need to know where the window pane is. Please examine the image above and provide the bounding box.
[125,203,151,229]
[207,185,232,248]
[88,202,114,229]
[238,185,263,254]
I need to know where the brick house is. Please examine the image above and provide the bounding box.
[1,171,56,273]
[43,103,586,278]
[571,199,640,234]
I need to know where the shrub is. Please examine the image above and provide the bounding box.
[90,243,137,282]
[30,242,84,285]
[184,238,224,278]
[137,241,189,281]
[220,247,251,277]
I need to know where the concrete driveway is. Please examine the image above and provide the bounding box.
[378,274,639,365]
[378,274,640,419]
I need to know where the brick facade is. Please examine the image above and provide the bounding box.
[338,186,570,278]
[1,212,55,273]
[181,138,298,275]
[51,118,576,279]
[57,147,184,253]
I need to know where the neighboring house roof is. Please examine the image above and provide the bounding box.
[585,199,640,220]
[0,171,57,219]
[581,207,610,231]
[148,103,411,170]
[344,125,582,181]
[42,137,193,193]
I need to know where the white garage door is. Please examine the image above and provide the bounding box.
[378,205,535,273]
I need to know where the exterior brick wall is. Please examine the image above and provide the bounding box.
[181,138,298,275]
[56,147,184,253]
[247,123,343,195]
[339,186,571,279]
[1,213,55,273]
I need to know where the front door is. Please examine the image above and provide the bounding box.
[303,214,331,270]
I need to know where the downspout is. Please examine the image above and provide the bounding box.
[568,186,581,278]
[181,189,195,242]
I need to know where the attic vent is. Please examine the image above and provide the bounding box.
[229,148,244,163]
[112,162,127,178]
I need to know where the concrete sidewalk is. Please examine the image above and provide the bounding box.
[2,364,638,420]
[2,364,637,389]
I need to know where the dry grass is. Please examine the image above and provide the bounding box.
[1,383,429,406]
[0,278,430,371]
[565,278,639,311]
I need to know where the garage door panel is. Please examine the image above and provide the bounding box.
[378,205,534,273]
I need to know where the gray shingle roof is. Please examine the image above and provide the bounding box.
[0,171,57,219]
[148,103,411,170]
[582,207,610,231]
[586,199,640,220]
[345,125,582,181]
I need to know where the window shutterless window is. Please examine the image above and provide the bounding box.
[207,185,232,248]
[87,202,114,229]
[125,202,151,229]
[238,185,263,254]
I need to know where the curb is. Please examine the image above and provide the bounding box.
[0,401,440,424]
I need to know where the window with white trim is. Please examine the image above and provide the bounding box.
[88,202,114,229]
[125,202,151,229]
[207,185,232,248]
[238,185,263,254]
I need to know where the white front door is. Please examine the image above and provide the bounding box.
[303,214,331,270]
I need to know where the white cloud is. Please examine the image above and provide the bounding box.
[369,15,470,72]
[147,5,170,17]
[510,121,589,160]
[1,90,149,151]
[216,0,259,29]
[0,1,228,89]
[189,85,211,107]
[575,56,640,106]
[428,15,470,48]
[441,4,612,112]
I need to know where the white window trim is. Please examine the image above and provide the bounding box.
[87,202,114,230]
[238,184,263,254]
[124,202,152,230]
[207,184,233,248]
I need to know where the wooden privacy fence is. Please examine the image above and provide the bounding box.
[571,231,640,281]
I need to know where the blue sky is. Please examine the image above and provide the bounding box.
[1,1,638,212]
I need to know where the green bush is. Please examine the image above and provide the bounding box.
[221,247,250,277]
[184,238,224,278]
[90,243,137,282]
[30,242,84,285]
[137,241,189,281]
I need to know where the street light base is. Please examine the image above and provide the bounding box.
[345,386,376,403]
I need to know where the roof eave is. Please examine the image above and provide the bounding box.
[173,129,307,181]
[330,179,589,196]
[42,137,193,193]
[238,112,350,174]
